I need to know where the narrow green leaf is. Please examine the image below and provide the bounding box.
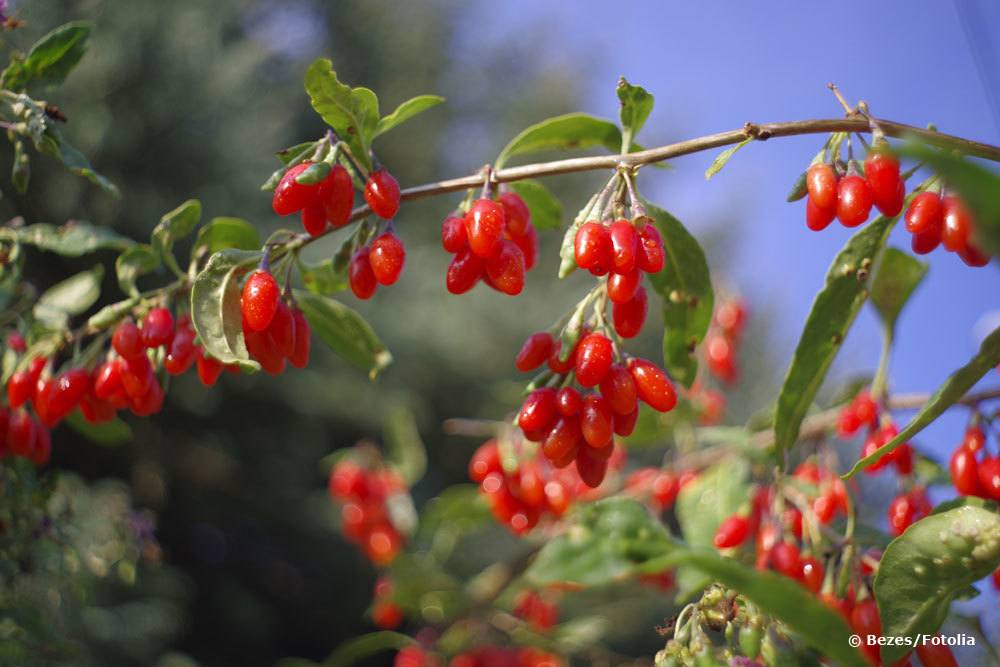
[526,498,672,587]
[616,78,654,150]
[897,143,1000,257]
[64,411,132,446]
[10,221,133,256]
[509,179,562,231]
[874,503,1000,664]
[643,550,869,667]
[786,170,809,202]
[643,202,714,387]
[557,190,601,278]
[774,214,898,455]
[38,127,119,197]
[192,217,260,259]
[34,265,103,327]
[86,297,139,330]
[153,200,201,263]
[1,22,90,90]
[304,58,378,171]
[115,244,160,297]
[496,113,624,169]
[190,249,261,369]
[294,289,391,378]
[374,94,445,137]
[277,141,319,165]
[382,404,427,486]
[319,631,414,667]
[869,247,927,332]
[844,325,1000,478]
[705,138,752,180]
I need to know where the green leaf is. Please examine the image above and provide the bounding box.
[374,94,445,137]
[8,221,133,256]
[844,324,1000,478]
[318,631,414,667]
[616,77,654,150]
[526,498,672,587]
[509,180,563,231]
[304,58,378,171]
[897,143,1000,257]
[33,265,103,327]
[786,170,809,202]
[642,550,869,667]
[874,503,1000,664]
[86,297,139,330]
[152,200,201,277]
[115,244,160,297]
[382,404,427,486]
[869,247,927,332]
[64,411,132,446]
[1,22,91,90]
[496,113,624,169]
[705,138,752,180]
[643,202,715,387]
[299,257,347,295]
[192,217,260,258]
[38,127,119,197]
[557,190,602,278]
[277,141,319,165]
[293,289,391,378]
[190,249,261,369]
[774,214,898,455]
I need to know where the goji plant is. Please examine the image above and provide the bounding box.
[2,13,1000,667]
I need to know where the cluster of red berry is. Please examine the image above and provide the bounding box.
[371,575,405,629]
[349,231,406,299]
[514,331,676,488]
[704,297,747,385]
[949,424,1000,502]
[327,457,408,565]
[468,436,618,534]
[394,645,563,667]
[904,189,990,266]
[441,192,538,296]
[803,147,903,231]
[713,462,849,590]
[512,590,559,632]
[574,218,664,339]
[241,269,312,374]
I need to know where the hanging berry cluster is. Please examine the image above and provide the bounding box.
[241,268,312,374]
[441,189,538,296]
[703,296,747,385]
[904,187,990,266]
[326,445,413,565]
[949,423,1000,502]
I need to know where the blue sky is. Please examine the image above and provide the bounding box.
[458,0,1000,466]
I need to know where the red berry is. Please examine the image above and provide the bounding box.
[950,446,982,497]
[121,353,155,400]
[349,247,378,300]
[369,233,406,286]
[498,192,531,237]
[465,198,506,258]
[241,271,281,331]
[518,388,558,433]
[93,360,124,400]
[547,339,576,375]
[272,162,320,216]
[770,541,801,579]
[485,240,525,296]
[853,391,879,428]
[574,221,612,272]
[915,640,959,667]
[962,425,985,453]
[445,247,485,294]
[289,307,311,369]
[372,600,403,630]
[142,307,175,348]
[911,227,941,255]
[607,268,641,304]
[806,196,836,231]
[301,204,327,236]
[441,213,467,253]
[806,163,838,210]
[556,387,583,416]
[609,220,639,274]
[580,393,614,448]
[575,445,609,488]
[800,556,824,593]
[164,326,197,375]
[706,334,736,383]
[48,368,90,422]
[511,224,538,271]
[364,169,400,220]
[613,407,639,436]
[268,301,296,359]
[6,332,25,352]
[850,599,882,664]
[112,319,144,359]
[637,223,665,273]
[196,350,225,386]
[836,175,874,227]
[958,243,990,267]
[627,358,676,412]
[130,381,164,417]
[318,164,354,228]
[864,150,903,216]
[516,332,554,373]
[905,192,943,235]
[599,364,638,415]
[978,456,1000,501]
[7,410,36,458]
[713,514,750,548]
[469,440,501,483]
[7,368,35,408]
[888,493,917,536]
[650,471,679,509]
[612,286,647,339]
[574,333,614,388]
[541,416,582,463]
[942,197,972,253]
[31,425,51,465]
